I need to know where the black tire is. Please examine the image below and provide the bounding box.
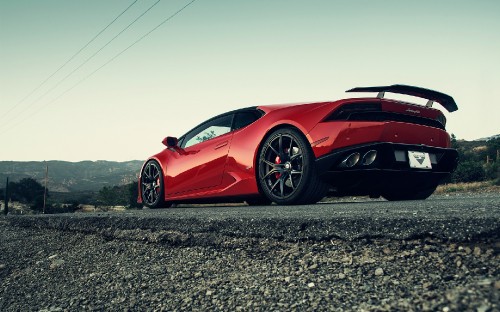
[382,186,437,201]
[257,127,328,205]
[140,160,169,208]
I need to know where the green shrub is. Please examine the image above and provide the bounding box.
[451,161,485,183]
[485,162,499,180]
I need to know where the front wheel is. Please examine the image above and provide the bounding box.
[257,128,328,205]
[140,160,168,208]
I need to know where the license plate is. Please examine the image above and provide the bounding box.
[408,151,432,169]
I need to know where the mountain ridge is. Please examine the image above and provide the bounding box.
[0,160,143,192]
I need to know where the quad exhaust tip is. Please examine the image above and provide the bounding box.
[340,152,360,168]
[340,150,377,168]
[362,150,377,166]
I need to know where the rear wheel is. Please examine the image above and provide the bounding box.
[382,186,437,201]
[257,128,328,205]
[140,160,169,208]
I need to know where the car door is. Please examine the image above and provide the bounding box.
[165,114,234,195]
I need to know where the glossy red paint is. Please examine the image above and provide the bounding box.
[138,85,458,206]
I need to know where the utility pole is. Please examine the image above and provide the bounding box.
[497,149,500,180]
[3,177,8,215]
[43,163,48,214]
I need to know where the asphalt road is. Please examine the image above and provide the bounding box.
[5,193,500,243]
[1,193,499,311]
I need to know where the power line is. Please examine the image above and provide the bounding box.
[0,0,139,124]
[0,0,199,135]
[0,0,162,132]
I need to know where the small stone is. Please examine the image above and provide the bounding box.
[0,264,6,270]
[206,290,213,296]
[375,268,384,276]
[338,273,346,280]
[473,247,481,256]
[477,304,489,312]
[284,277,291,283]
[50,259,65,269]
[307,282,315,288]
[495,281,500,289]
[443,307,450,312]
[308,264,318,270]
[477,279,492,286]
[194,272,202,278]
[48,254,58,260]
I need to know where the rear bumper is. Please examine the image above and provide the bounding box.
[315,142,458,196]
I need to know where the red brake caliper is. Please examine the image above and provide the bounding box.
[275,155,281,179]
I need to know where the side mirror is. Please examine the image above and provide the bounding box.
[162,136,178,148]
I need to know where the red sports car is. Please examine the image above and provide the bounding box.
[138,84,458,208]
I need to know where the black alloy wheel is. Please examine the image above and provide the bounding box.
[258,128,328,205]
[140,160,167,208]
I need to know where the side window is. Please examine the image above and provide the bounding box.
[233,110,262,131]
[182,114,233,148]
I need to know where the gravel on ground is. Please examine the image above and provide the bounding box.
[0,218,498,311]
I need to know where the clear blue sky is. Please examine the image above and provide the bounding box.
[1,0,499,161]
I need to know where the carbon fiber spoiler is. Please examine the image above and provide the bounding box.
[346,84,458,112]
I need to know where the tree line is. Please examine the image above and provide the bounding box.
[1,179,140,213]
[450,135,500,184]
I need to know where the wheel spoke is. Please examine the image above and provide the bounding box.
[261,159,276,168]
[268,143,280,157]
[291,169,302,175]
[290,152,302,161]
[262,169,279,180]
[279,177,284,197]
[147,164,152,181]
[288,137,294,157]
[288,175,295,189]
[270,179,280,193]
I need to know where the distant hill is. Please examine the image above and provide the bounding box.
[0,160,143,192]
[475,134,500,141]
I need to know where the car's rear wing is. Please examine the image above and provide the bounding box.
[346,84,458,112]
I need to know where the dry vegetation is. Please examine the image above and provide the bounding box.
[436,181,500,195]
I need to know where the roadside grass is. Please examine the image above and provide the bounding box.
[436,180,500,194]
